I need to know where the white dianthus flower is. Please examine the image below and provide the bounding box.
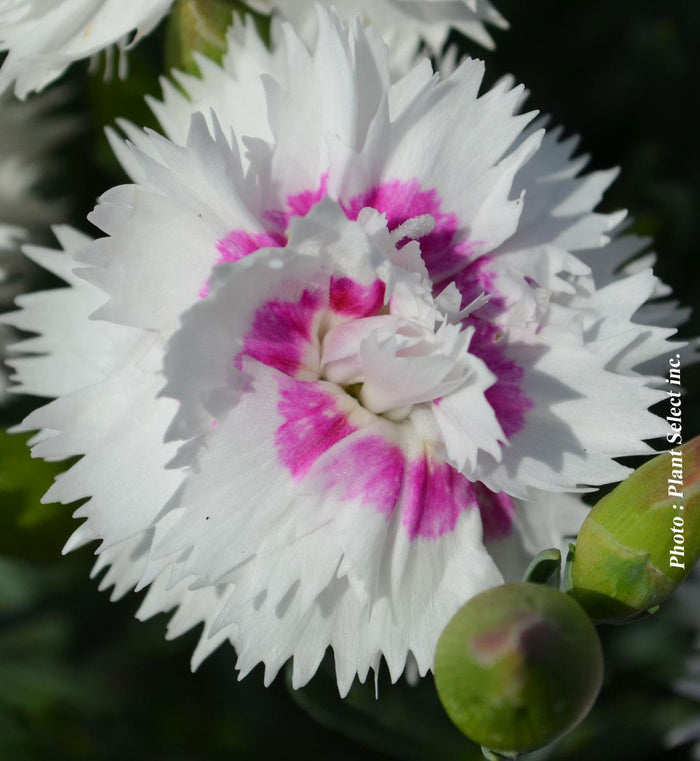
[3,11,691,695]
[0,0,173,98]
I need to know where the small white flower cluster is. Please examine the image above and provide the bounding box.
[0,0,504,98]
[0,0,695,696]
[0,90,75,398]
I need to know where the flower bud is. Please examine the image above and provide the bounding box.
[567,436,700,623]
[434,582,603,754]
[164,0,250,75]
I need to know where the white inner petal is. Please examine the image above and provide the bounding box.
[320,311,475,419]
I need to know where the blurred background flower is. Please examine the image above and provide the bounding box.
[247,0,507,71]
[0,0,174,98]
[0,91,75,400]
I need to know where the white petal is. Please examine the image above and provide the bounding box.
[487,490,590,582]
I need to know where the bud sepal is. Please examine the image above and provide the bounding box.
[566,436,700,623]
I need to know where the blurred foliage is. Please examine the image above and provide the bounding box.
[288,657,484,760]
[1,0,699,759]
[0,431,76,563]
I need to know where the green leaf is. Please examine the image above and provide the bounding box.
[523,549,562,587]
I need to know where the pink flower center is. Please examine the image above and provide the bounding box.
[223,178,531,541]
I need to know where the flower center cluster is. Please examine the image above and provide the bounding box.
[221,178,533,441]
[319,288,474,422]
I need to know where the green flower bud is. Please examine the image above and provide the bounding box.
[434,583,603,755]
[567,436,700,623]
[164,0,250,75]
